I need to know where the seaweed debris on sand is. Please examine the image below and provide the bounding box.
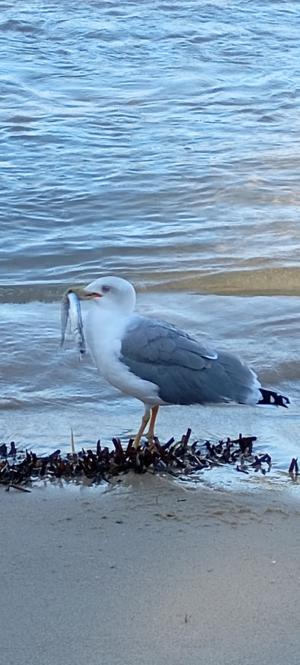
[0,430,284,490]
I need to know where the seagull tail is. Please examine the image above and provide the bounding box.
[258,388,290,408]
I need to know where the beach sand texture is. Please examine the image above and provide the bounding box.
[1,475,299,665]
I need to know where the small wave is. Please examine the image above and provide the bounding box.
[1,266,299,304]
[140,266,300,297]
[0,19,42,35]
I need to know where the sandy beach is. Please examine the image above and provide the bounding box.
[1,474,299,665]
[2,1,300,663]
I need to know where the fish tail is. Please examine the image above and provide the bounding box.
[258,388,290,408]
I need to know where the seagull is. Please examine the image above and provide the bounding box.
[72,276,289,447]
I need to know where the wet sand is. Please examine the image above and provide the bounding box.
[1,474,300,665]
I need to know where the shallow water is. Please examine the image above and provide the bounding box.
[1,1,300,489]
[1,293,299,492]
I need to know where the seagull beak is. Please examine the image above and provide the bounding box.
[67,287,102,300]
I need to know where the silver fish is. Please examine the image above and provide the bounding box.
[61,290,86,357]
[60,293,70,348]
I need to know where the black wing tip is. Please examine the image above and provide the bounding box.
[259,388,290,408]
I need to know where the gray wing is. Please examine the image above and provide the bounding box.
[120,315,260,405]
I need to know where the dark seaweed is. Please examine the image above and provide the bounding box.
[0,431,278,489]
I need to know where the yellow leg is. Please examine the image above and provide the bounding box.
[145,405,160,443]
[132,408,151,449]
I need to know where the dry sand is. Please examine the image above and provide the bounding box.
[1,474,300,665]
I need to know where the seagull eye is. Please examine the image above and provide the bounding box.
[102,284,111,293]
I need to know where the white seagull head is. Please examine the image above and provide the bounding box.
[75,275,136,316]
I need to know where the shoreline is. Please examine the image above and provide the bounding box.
[1,475,300,665]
